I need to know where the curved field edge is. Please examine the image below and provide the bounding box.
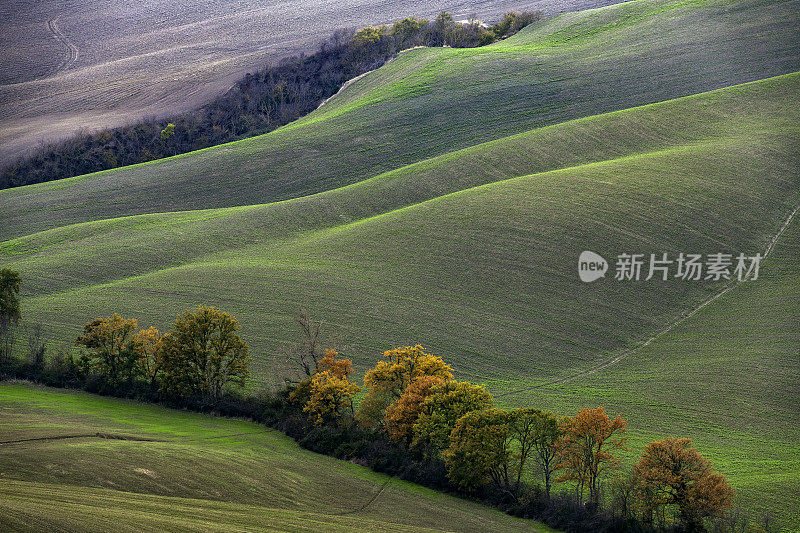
[2,0,798,241]
[0,383,551,533]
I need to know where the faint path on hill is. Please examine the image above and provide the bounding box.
[47,17,79,74]
[193,431,263,440]
[329,479,391,515]
[0,432,163,445]
[497,203,800,398]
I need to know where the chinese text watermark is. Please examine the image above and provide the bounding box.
[578,251,761,283]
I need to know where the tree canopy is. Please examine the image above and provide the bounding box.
[302,349,360,425]
[360,345,453,430]
[159,306,250,399]
[412,380,494,452]
[0,268,22,326]
[444,408,511,492]
[634,437,734,528]
[556,406,627,504]
[75,313,138,383]
[386,374,446,444]
[0,268,22,360]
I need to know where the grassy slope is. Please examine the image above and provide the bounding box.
[1,0,798,524]
[2,0,799,241]
[493,215,800,524]
[2,74,798,524]
[3,73,798,384]
[0,383,550,532]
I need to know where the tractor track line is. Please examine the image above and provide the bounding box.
[497,203,800,398]
[48,17,78,73]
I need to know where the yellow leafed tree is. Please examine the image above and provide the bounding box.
[132,326,163,387]
[303,349,360,425]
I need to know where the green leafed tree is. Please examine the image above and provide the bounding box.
[390,17,427,47]
[160,122,175,140]
[443,409,511,492]
[75,313,138,383]
[508,408,560,497]
[412,380,494,453]
[159,306,250,400]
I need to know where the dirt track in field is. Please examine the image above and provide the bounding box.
[47,17,78,74]
[0,432,163,445]
[497,203,800,398]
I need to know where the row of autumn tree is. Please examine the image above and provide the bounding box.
[286,343,734,531]
[0,287,746,532]
[0,270,251,404]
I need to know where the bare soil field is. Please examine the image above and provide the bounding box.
[0,0,622,165]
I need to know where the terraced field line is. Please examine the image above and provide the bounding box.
[498,203,800,398]
[0,433,96,445]
[47,17,79,73]
[192,431,265,440]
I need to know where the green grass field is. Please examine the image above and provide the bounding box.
[2,0,798,241]
[1,0,799,527]
[3,73,797,386]
[0,383,552,532]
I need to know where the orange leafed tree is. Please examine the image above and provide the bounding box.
[386,375,446,444]
[634,437,733,528]
[317,348,353,379]
[555,406,627,504]
[359,345,453,429]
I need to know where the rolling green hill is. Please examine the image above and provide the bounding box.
[1,0,799,526]
[2,72,798,385]
[2,70,798,523]
[0,383,550,532]
[2,0,798,241]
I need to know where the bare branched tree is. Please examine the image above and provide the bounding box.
[296,307,322,377]
[283,307,349,383]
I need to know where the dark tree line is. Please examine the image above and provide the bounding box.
[1,11,541,189]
